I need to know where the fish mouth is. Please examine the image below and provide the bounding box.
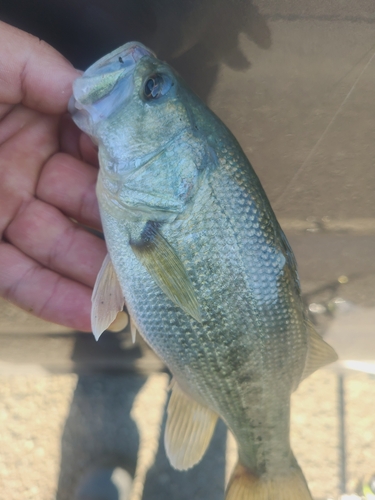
[69,42,155,129]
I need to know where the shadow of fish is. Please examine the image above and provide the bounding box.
[69,42,337,500]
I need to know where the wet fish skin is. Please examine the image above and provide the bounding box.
[69,42,337,500]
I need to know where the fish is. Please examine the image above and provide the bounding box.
[69,41,338,500]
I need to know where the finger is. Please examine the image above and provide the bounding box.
[0,242,92,331]
[0,106,59,234]
[4,198,106,288]
[79,132,99,167]
[0,21,80,113]
[37,152,101,229]
[59,113,82,160]
[60,118,99,167]
[0,103,14,121]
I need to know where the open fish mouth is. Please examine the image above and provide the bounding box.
[68,42,154,132]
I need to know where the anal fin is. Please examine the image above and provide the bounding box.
[165,380,218,470]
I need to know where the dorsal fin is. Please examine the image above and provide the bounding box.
[300,321,338,382]
[91,253,125,340]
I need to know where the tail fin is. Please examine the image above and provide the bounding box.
[226,462,313,500]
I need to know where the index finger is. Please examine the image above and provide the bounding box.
[36,153,102,230]
[0,21,80,113]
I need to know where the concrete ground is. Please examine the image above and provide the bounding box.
[1,1,375,499]
[1,333,375,500]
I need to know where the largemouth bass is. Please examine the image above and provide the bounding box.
[69,42,338,500]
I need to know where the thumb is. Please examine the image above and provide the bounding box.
[0,21,81,114]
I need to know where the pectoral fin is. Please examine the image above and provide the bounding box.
[130,316,138,343]
[130,222,201,322]
[165,380,218,470]
[300,321,338,383]
[91,253,125,340]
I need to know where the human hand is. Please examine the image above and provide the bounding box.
[0,22,106,331]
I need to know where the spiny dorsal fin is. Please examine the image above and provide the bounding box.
[91,253,125,340]
[165,380,218,470]
[130,222,202,322]
[300,321,338,382]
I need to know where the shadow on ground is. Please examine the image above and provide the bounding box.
[142,408,227,500]
[56,373,144,500]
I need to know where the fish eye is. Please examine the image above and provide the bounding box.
[144,74,172,100]
[144,74,163,99]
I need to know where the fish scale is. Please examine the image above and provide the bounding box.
[101,156,301,476]
[108,123,299,475]
[70,41,338,500]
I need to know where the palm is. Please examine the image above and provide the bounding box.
[0,23,106,331]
